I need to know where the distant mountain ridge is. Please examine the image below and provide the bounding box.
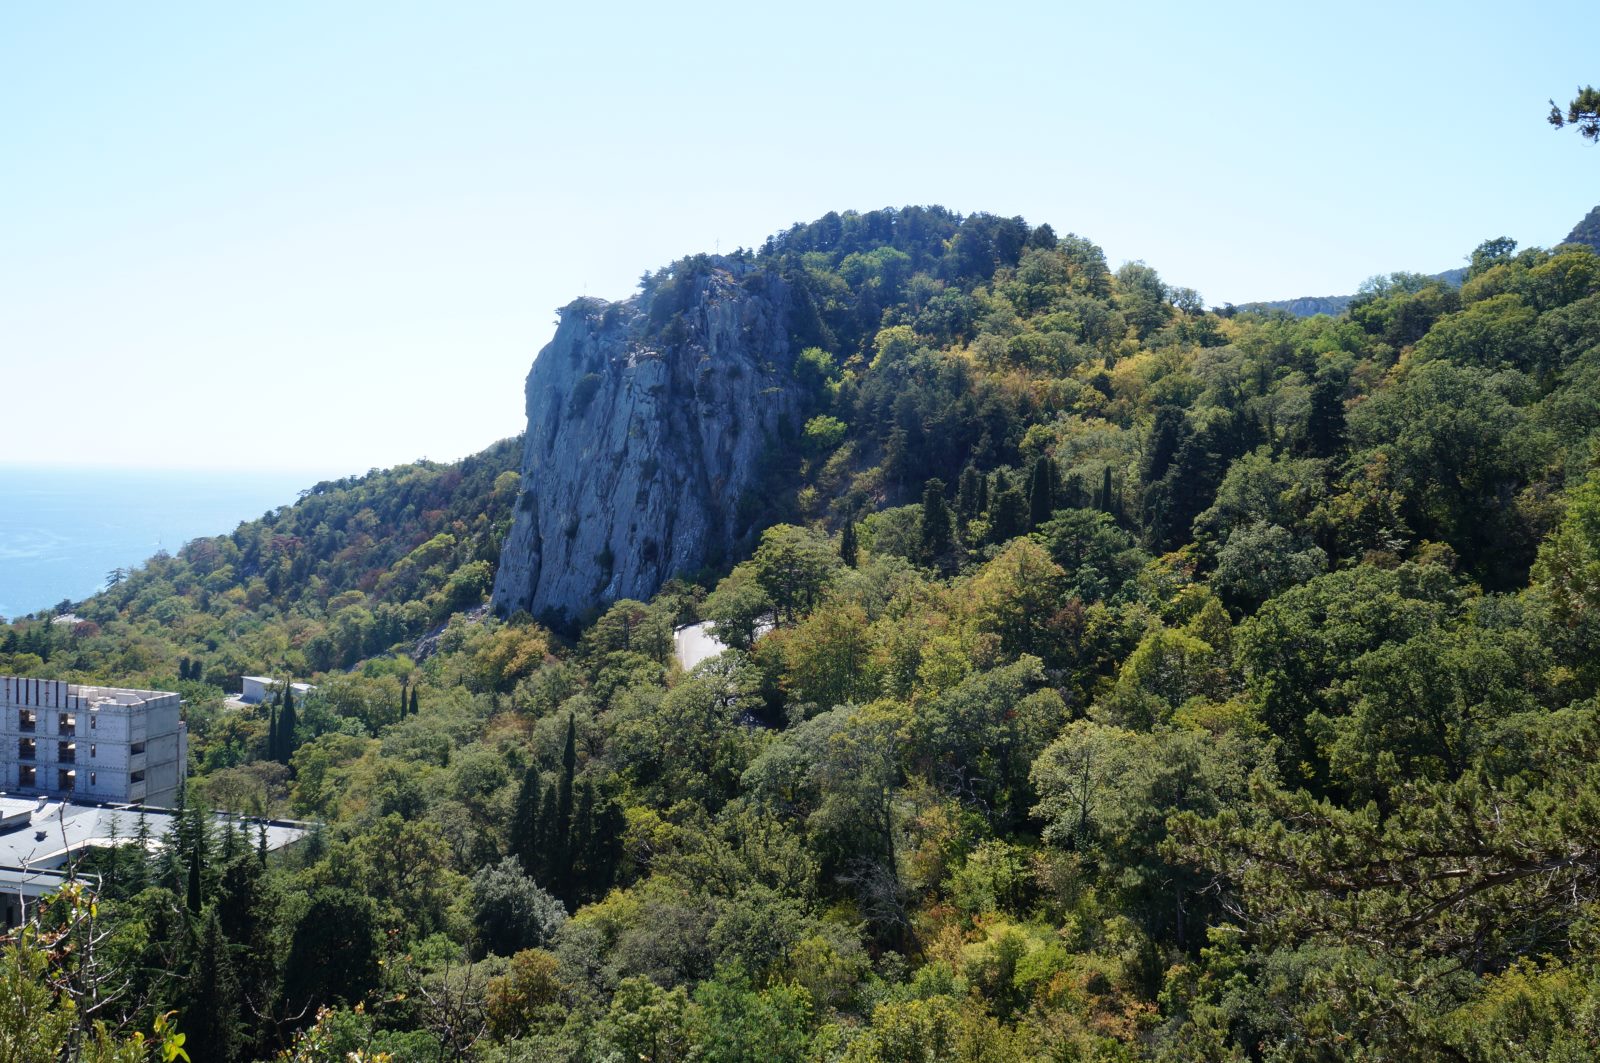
[1241,203,1600,318]
[1241,267,1469,319]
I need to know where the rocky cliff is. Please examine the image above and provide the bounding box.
[491,260,802,625]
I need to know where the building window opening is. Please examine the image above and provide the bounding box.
[130,742,145,755]
[88,772,96,787]
[60,714,75,737]
[57,768,75,791]
[17,766,34,788]
[129,770,145,784]
[17,739,34,761]
[18,710,35,732]
[58,741,75,763]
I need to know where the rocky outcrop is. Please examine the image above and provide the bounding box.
[491,261,802,625]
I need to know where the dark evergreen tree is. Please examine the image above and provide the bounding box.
[839,520,859,568]
[1303,372,1348,458]
[956,464,986,526]
[409,685,420,716]
[919,478,957,571]
[182,909,243,1063]
[267,695,279,764]
[988,473,1028,544]
[278,684,298,765]
[399,681,408,723]
[571,781,595,901]
[556,715,577,885]
[1028,455,1057,529]
[509,763,542,877]
[186,827,205,914]
[535,781,559,882]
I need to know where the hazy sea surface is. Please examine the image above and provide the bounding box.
[0,466,319,619]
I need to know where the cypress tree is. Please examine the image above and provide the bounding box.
[409,685,420,716]
[1099,466,1115,514]
[508,763,542,877]
[257,819,268,868]
[556,716,577,882]
[182,909,243,1063]
[919,478,955,570]
[186,809,206,914]
[399,681,408,723]
[1304,372,1347,458]
[572,781,595,901]
[267,695,279,764]
[535,781,559,883]
[278,684,298,765]
[955,465,984,525]
[1028,455,1057,528]
[592,797,626,896]
[988,473,1028,544]
[839,520,859,568]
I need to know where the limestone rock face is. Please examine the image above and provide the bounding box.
[491,264,800,624]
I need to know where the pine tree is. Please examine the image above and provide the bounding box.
[839,520,859,568]
[1028,455,1057,528]
[182,909,243,1063]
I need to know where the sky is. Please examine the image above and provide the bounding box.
[2,1,1596,474]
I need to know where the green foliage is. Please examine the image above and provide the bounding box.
[18,211,1600,1058]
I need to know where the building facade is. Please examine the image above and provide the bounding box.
[0,677,188,807]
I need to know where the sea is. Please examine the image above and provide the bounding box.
[0,466,322,620]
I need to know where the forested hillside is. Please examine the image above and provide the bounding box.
[8,206,1600,1060]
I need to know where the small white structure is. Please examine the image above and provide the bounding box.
[239,677,316,705]
[0,677,188,808]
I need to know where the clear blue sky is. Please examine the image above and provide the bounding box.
[3,1,1594,473]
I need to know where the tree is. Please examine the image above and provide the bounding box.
[281,889,383,1018]
[986,473,1028,544]
[838,520,859,568]
[181,909,242,1063]
[918,478,956,571]
[277,683,298,765]
[1302,372,1347,458]
[469,857,568,956]
[1027,455,1057,528]
[555,714,577,890]
[1549,85,1600,142]
[508,762,543,878]
[751,525,840,623]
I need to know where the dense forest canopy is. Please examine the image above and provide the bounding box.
[8,206,1600,1060]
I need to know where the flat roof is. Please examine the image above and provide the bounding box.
[0,795,310,873]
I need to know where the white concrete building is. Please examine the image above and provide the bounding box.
[239,676,315,705]
[0,677,188,808]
